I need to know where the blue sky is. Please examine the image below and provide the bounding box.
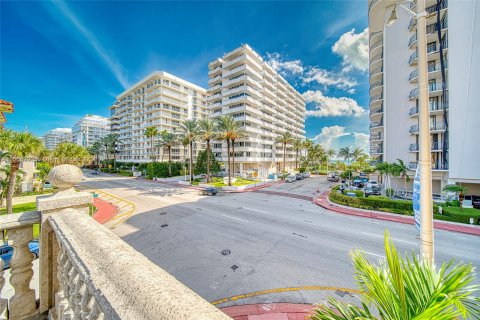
[1,0,370,151]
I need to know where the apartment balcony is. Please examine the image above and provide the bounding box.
[370,66,383,78]
[208,75,222,86]
[409,17,417,30]
[370,94,383,107]
[370,133,382,141]
[409,83,446,99]
[409,33,418,47]
[370,146,383,154]
[208,84,222,93]
[208,66,222,77]
[409,51,418,65]
[207,93,222,102]
[369,52,383,67]
[370,39,383,53]
[409,102,448,117]
[0,165,230,320]
[370,105,384,116]
[409,62,448,82]
[370,120,384,129]
[409,123,446,134]
[409,161,449,171]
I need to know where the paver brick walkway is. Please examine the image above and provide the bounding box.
[92,197,118,224]
[221,303,315,320]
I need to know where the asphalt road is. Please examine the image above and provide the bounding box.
[80,173,480,308]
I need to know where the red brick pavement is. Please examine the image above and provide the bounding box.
[92,197,118,224]
[221,303,315,320]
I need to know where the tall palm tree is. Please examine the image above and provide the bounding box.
[276,132,293,172]
[229,120,247,178]
[375,161,395,194]
[352,146,366,163]
[303,138,313,159]
[197,118,217,183]
[292,139,304,169]
[0,130,43,214]
[216,116,235,186]
[326,149,336,173]
[103,133,122,170]
[51,142,92,166]
[311,231,480,319]
[144,126,159,161]
[156,131,178,177]
[87,141,103,169]
[338,146,354,182]
[178,119,198,182]
[181,137,189,180]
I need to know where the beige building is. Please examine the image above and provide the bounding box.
[368,0,480,195]
[42,128,72,150]
[207,44,306,177]
[111,71,208,163]
[72,114,110,147]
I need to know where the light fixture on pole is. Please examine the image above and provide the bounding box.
[384,0,434,264]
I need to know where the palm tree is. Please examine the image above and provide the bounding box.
[178,119,198,182]
[144,126,159,161]
[375,162,395,195]
[0,166,26,207]
[338,146,353,182]
[216,116,235,186]
[303,138,313,159]
[156,131,178,177]
[103,133,122,170]
[352,147,366,163]
[393,159,410,192]
[229,119,247,179]
[292,139,304,170]
[326,149,336,173]
[311,231,480,319]
[51,142,92,166]
[87,141,103,169]
[276,132,293,172]
[0,130,43,214]
[197,118,217,183]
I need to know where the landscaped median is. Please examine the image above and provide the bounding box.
[327,186,480,225]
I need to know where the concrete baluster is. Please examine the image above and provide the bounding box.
[8,226,36,318]
[0,259,7,319]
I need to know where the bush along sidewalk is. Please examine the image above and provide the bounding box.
[328,186,480,225]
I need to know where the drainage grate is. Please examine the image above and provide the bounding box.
[231,265,238,271]
[292,232,307,238]
[161,224,168,228]
[221,249,231,256]
[160,212,167,215]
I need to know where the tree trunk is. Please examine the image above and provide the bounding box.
[151,136,154,161]
[283,143,286,172]
[232,139,236,179]
[6,159,20,215]
[168,146,172,177]
[189,141,194,182]
[113,143,117,170]
[227,139,231,186]
[206,140,211,183]
[295,150,298,169]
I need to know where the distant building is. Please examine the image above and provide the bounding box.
[207,44,306,176]
[43,128,72,150]
[110,71,208,162]
[72,114,110,147]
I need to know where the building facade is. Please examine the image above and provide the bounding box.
[110,71,208,163]
[207,44,306,178]
[72,114,110,147]
[368,0,480,195]
[42,128,72,150]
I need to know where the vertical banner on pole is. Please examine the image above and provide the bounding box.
[413,166,421,231]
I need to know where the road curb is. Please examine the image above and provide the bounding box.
[314,191,480,236]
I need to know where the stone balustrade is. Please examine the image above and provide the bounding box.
[0,164,231,320]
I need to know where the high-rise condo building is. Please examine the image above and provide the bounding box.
[207,44,306,177]
[110,71,208,162]
[72,114,110,147]
[42,128,72,150]
[368,0,480,195]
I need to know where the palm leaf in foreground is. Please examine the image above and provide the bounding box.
[310,231,480,320]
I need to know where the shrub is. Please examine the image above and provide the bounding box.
[342,189,365,198]
[435,207,480,224]
[146,162,183,179]
[298,167,306,173]
[194,149,220,175]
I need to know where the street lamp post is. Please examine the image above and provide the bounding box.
[372,0,434,263]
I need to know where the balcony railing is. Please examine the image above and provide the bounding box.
[409,33,417,47]
[370,81,383,91]
[409,83,446,98]
[410,123,446,133]
[426,0,448,15]
[409,51,418,64]
[370,147,383,154]
[370,94,383,103]
[0,165,231,320]
[370,40,383,51]
[409,142,443,152]
[409,103,449,116]
[370,133,382,141]
[370,53,383,65]
[370,66,383,77]
[409,161,450,170]
[409,17,417,30]
[370,120,384,128]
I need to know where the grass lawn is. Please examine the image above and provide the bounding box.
[207,177,260,187]
[435,206,480,224]
[0,202,40,238]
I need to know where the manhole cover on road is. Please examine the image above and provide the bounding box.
[231,265,239,271]
[221,249,231,256]
[160,212,167,215]
[161,224,168,228]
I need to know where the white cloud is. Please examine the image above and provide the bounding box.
[265,53,357,91]
[353,132,370,153]
[303,90,366,118]
[265,53,304,76]
[332,28,369,73]
[313,126,350,149]
[48,1,129,89]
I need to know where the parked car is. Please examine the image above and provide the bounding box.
[1,240,40,269]
[365,186,382,197]
[327,172,339,182]
[201,187,218,196]
[352,179,363,188]
[303,172,311,178]
[367,180,379,188]
[285,175,296,183]
[295,173,304,180]
[43,181,53,189]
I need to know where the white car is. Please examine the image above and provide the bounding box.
[367,180,379,188]
[285,175,296,183]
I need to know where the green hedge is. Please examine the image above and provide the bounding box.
[330,186,415,215]
[146,162,183,179]
[435,207,480,224]
[342,189,365,198]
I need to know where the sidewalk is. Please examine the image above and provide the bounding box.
[314,191,480,236]
[221,303,315,320]
[92,197,118,224]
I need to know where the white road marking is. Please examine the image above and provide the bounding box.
[243,207,267,213]
[362,251,385,259]
[361,232,417,245]
[221,214,249,223]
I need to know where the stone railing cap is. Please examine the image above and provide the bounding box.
[0,211,40,230]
